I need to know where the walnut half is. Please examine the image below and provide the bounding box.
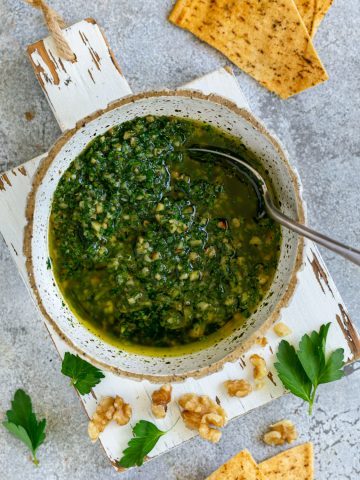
[263,419,298,446]
[151,384,172,419]
[225,379,252,398]
[178,393,228,443]
[88,395,132,442]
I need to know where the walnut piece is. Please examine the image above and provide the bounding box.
[256,336,268,347]
[178,394,227,443]
[113,396,132,426]
[181,410,203,430]
[199,413,225,443]
[225,379,252,398]
[88,397,115,442]
[250,354,267,389]
[263,419,298,446]
[263,429,283,446]
[88,396,131,442]
[179,393,215,415]
[273,322,292,337]
[250,354,267,379]
[151,384,172,419]
[254,379,265,390]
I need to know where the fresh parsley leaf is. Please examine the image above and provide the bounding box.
[297,333,323,386]
[297,322,332,386]
[275,323,345,414]
[317,322,331,364]
[318,348,345,384]
[61,352,105,395]
[274,340,312,402]
[2,389,46,465]
[118,420,166,468]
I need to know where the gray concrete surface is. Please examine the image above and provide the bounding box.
[0,0,359,478]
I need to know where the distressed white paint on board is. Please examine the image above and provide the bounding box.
[0,20,359,469]
[180,66,250,111]
[28,19,132,132]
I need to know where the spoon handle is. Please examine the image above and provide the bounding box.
[264,192,360,266]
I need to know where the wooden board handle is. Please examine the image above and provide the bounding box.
[27,18,132,132]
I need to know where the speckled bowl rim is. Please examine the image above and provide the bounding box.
[24,89,305,382]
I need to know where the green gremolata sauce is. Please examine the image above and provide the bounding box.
[49,116,280,355]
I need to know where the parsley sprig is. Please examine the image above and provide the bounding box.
[61,352,105,395]
[275,323,345,414]
[118,420,166,468]
[2,389,46,465]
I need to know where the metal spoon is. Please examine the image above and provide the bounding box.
[188,147,360,266]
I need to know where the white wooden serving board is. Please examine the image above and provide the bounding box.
[0,19,359,471]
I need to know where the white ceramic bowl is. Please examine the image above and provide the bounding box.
[24,90,304,382]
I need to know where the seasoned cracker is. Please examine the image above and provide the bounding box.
[295,0,334,37]
[169,0,328,98]
[206,449,264,480]
[259,442,314,479]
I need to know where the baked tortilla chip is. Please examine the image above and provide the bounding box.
[206,449,264,480]
[169,0,328,99]
[259,442,314,480]
[295,0,334,37]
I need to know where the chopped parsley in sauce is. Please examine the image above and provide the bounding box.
[50,116,281,351]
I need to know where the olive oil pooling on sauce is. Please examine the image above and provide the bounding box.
[49,116,281,355]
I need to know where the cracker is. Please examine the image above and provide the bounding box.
[259,442,314,480]
[169,0,328,99]
[295,0,334,37]
[206,449,264,480]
